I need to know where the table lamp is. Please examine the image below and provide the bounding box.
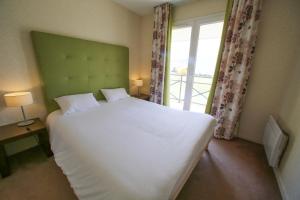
[134,79,143,96]
[4,92,35,126]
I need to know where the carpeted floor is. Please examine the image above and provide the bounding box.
[0,139,282,200]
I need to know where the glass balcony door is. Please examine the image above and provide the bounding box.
[169,14,224,113]
[169,26,192,110]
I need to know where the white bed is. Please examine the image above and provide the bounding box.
[46,97,216,200]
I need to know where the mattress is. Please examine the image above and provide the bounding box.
[46,97,216,200]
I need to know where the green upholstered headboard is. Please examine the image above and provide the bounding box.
[31,31,129,113]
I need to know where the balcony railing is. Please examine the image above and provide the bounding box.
[170,73,213,106]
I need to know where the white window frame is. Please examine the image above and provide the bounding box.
[172,13,224,111]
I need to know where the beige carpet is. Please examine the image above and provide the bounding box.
[0,139,282,200]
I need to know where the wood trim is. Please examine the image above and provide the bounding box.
[0,118,52,177]
[0,144,10,177]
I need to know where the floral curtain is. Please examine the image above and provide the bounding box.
[149,3,172,104]
[211,0,262,140]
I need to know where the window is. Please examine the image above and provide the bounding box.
[169,14,224,113]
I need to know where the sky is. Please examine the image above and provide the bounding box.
[170,22,223,76]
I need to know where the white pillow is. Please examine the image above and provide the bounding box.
[100,88,129,102]
[55,93,99,115]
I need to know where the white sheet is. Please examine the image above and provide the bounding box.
[47,97,216,200]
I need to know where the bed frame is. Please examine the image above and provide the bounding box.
[31,31,129,113]
[170,135,213,199]
[31,31,213,200]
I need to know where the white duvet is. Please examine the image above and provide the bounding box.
[47,97,216,200]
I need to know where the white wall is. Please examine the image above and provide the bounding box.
[0,0,141,155]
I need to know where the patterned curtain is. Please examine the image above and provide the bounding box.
[211,0,262,140]
[149,3,172,104]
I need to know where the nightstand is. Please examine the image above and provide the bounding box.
[132,94,150,101]
[0,118,52,177]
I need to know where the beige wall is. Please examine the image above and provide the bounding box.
[276,56,300,200]
[139,0,227,95]
[173,0,226,22]
[139,14,153,95]
[169,0,300,199]
[0,0,299,198]
[238,0,300,143]
[0,0,141,155]
[140,0,300,146]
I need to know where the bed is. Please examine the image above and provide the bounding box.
[31,31,216,200]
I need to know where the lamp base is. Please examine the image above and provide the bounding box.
[137,87,141,97]
[17,119,35,127]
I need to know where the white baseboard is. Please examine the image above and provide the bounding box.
[273,168,290,200]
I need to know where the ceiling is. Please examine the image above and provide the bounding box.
[112,0,198,16]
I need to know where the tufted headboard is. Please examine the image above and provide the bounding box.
[31,31,129,113]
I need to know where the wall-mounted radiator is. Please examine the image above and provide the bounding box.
[263,115,288,168]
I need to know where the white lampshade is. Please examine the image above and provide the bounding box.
[4,92,33,107]
[135,79,143,87]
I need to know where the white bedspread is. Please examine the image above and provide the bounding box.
[47,97,216,200]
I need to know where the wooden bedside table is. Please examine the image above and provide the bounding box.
[132,94,150,101]
[0,118,52,177]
